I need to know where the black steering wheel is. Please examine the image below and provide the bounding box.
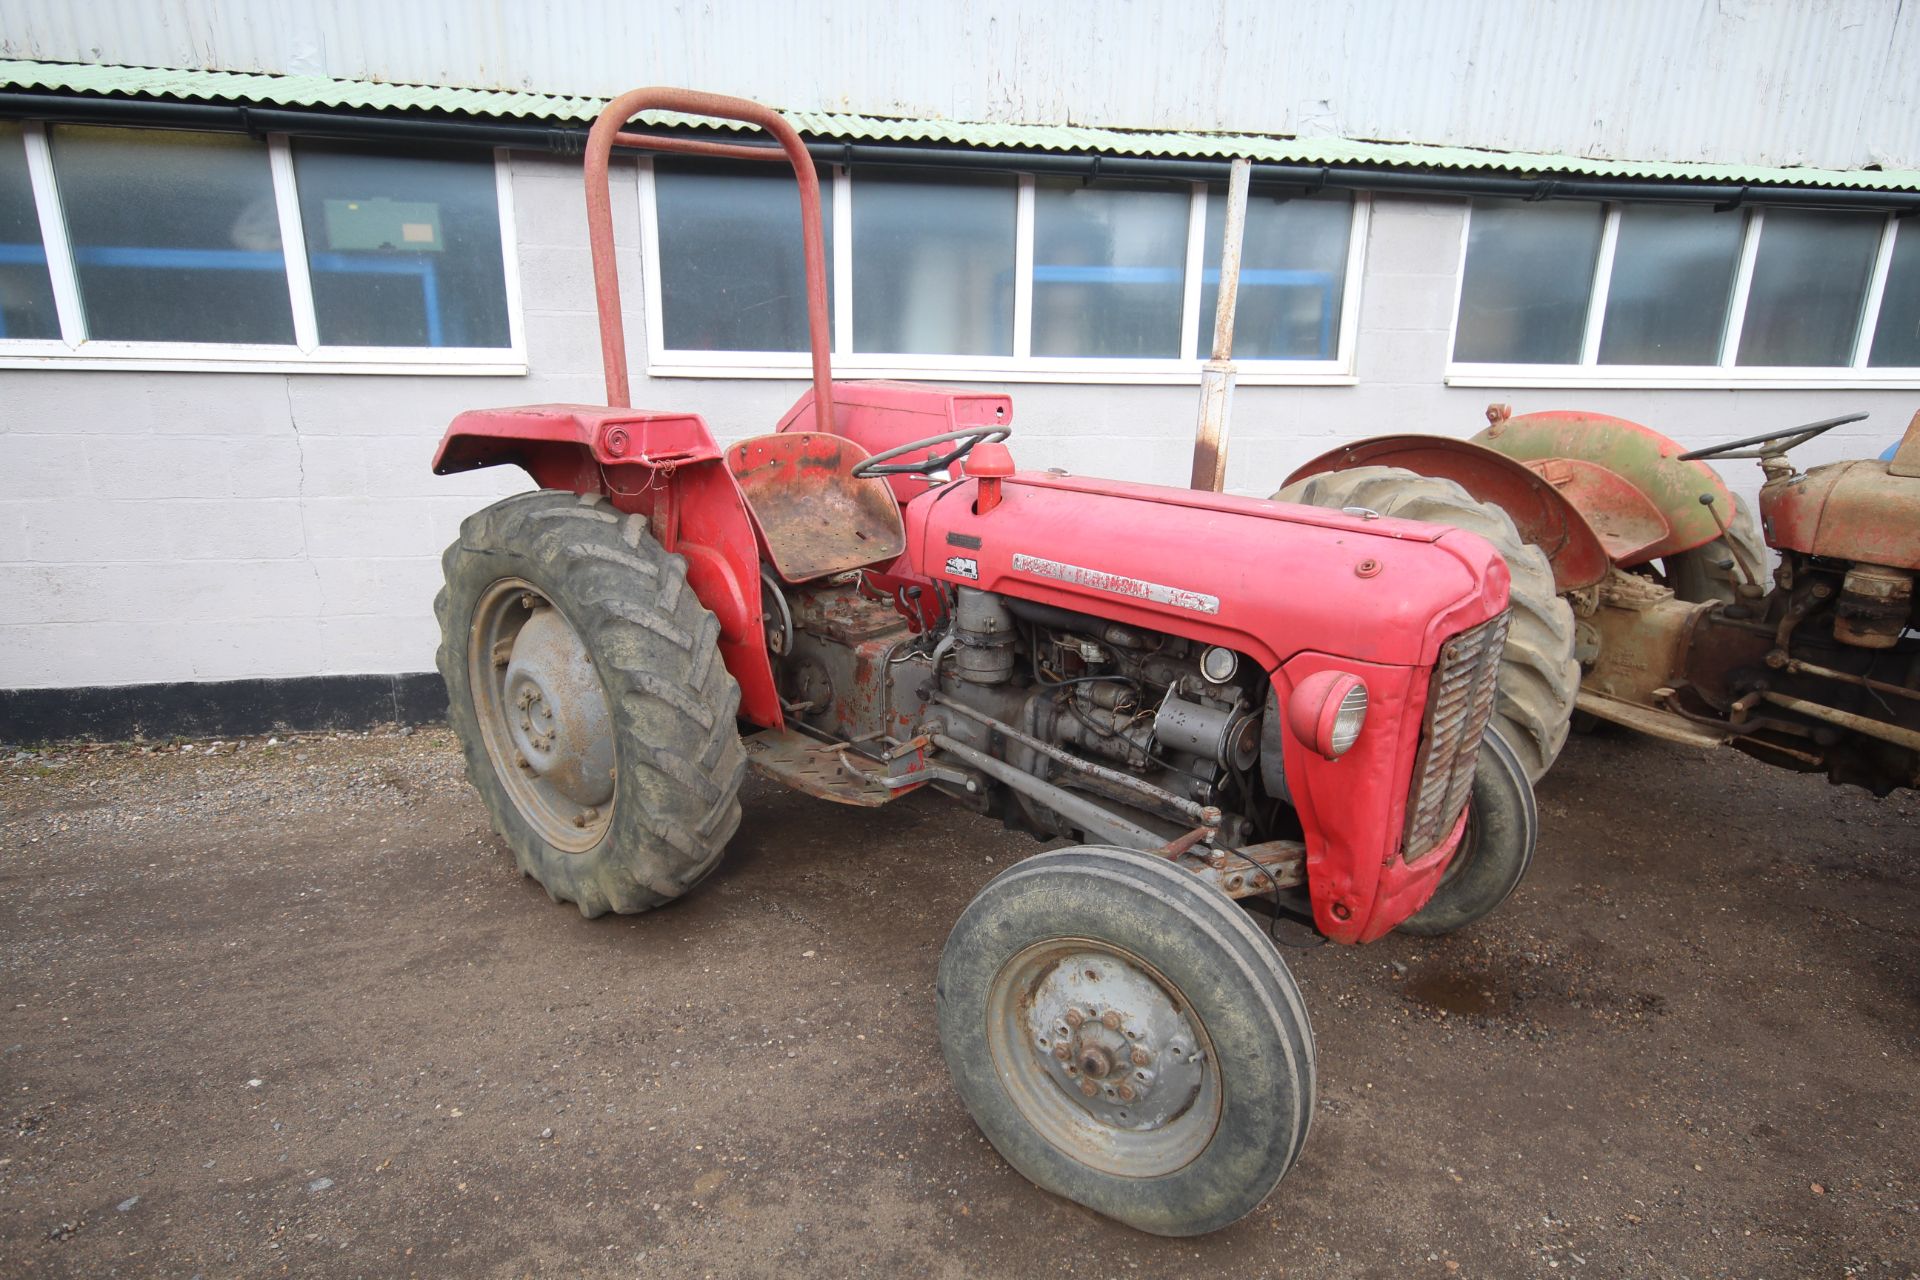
[851,427,1012,478]
[1677,412,1867,461]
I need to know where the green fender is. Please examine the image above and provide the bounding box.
[1474,409,1741,569]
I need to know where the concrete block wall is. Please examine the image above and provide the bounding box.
[1,173,1913,697]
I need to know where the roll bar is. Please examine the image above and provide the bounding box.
[583,88,834,432]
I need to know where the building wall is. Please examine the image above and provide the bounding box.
[3,0,1917,170]
[1,153,1908,694]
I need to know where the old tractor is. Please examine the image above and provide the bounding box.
[429,88,1533,1236]
[1279,406,1920,795]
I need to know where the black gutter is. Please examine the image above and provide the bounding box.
[4,89,1916,213]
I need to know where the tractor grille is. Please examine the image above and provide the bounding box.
[1402,612,1510,860]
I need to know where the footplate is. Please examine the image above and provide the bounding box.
[743,728,925,807]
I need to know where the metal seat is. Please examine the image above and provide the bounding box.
[724,432,907,583]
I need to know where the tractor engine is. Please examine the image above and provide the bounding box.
[769,577,1283,850]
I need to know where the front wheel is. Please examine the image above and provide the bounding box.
[1398,728,1538,936]
[937,846,1315,1236]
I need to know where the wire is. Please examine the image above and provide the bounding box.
[1224,845,1324,950]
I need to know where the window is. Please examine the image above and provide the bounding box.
[1450,197,1920,384]
[642,160,1367,383]
[0,123,61,339]
[0,121,521,372]
[1454,199,1604,365]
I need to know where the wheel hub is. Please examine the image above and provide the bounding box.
[1025,950,1205,1131]
[502,604,614,812]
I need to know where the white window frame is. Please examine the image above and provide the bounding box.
[1446,199,1920,389]
[0,122,526,375]
[638,158,1368,386]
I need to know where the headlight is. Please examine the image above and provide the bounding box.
[1287,671,1369,759]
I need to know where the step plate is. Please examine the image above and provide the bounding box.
[743,728,919,807]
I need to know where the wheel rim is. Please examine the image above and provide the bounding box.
[984,938,1221,1178]
[468,577,615,853]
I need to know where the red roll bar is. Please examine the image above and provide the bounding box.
[583,88,834,432]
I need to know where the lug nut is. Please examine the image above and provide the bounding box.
[1052,1044,1069,1061]
[1131,1046,1151,1067]
[1079,1080,1099,1098]
[1064,1009,1084,1029]
[1115,1083,1136,1102]
[1101,1010,1122,1031]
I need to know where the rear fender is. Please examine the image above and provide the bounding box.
[434,404,780,727]
[1475,410,1740,568]
[1286,435,1610,591]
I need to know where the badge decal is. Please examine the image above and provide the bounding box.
[945,555,980,580]
[1009,553,1219,614]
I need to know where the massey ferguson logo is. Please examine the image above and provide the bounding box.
[945,555,980,580]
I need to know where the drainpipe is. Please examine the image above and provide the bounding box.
[1191,158,1249,493]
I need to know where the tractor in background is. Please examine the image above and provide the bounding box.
[427,88,1534,1235]
[1280,405,1920,795]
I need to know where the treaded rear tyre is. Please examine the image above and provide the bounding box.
[1275,465,1579,783]
[938,845,1315,1236]
[436,490,746,916]
[1666,491,1767,604]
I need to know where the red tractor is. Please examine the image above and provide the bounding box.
[430,89,1531,1235]
[1280,406,1920,795]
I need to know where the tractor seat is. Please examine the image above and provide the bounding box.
[724,432,907,583]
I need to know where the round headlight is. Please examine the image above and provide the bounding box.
[1287,671,1369,759]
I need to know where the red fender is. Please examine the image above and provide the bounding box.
[434,404,782,727]
[1287,434,1611,592]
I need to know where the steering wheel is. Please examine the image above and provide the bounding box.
[851,426,1012,478]
[1677,412,1867,461]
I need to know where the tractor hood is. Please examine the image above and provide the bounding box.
[906,471,1509,670]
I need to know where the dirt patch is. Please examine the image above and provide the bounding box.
[1,726,1916,1278]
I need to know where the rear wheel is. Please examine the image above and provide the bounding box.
[1666,492,1767,604]
[937,846,1315,1236]
[436,490,747,916]
[1398,728,1537,936]
[1275,466,1580,783]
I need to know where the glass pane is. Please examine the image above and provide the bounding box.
[51,125,294,344]
[1201,190,1351,360]
[1869,222,1920,368]
[1737,209,1880,367]
[1597,204,1744,365]
[1453,199,1603,364]
[0,123,58,340]
[293,139,510,349]
[655,158,834,353]
[851,167,1014,356]
[1032,177,1188,358]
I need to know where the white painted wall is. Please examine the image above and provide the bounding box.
[2,0,1916,170]
[0,158,1910,691]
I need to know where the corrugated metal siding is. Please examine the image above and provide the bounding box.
[8,58,1919,192]
[2,0,1915,171]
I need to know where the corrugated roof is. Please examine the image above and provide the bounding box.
[5,58,1918,192]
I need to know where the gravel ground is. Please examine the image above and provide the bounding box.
[0,724,1915,1278]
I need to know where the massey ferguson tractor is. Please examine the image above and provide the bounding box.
[1279,405,1920,795]
[428,89,1534,1235]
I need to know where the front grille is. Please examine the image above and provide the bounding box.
[1402,612,1510,859]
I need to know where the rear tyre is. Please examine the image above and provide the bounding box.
[436,490,747,916]
[937,846,1315,1236]
[1275,466,1580,783]
[1398,728,1537,937]
[1666,492,1767,604]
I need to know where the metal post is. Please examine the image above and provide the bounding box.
[1191,157,1250,492]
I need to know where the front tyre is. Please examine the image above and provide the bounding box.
[937,846,1315,1236]
[436,491,747,917]
[1398,728,1537,937]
